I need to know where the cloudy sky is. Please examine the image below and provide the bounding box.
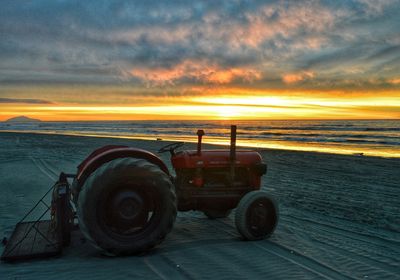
[0,0,399,120]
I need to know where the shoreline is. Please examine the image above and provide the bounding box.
[1,130,398,159]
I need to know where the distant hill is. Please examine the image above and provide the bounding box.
[5,116,41,123]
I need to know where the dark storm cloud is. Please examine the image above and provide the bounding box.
[366,46,400,62]
[0,98,53,104]
[0,0,399,89]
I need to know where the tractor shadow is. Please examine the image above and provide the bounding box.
[155,214,243,253]
[65,213,243,258]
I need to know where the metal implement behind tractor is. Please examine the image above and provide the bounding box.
[1,125,278,261]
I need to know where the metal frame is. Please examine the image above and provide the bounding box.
[1,173,75,262]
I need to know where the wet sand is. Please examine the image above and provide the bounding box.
[0,132,399,279]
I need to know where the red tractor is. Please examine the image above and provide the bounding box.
[2,126,278,261]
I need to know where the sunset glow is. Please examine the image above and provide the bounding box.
[1,89,399,121]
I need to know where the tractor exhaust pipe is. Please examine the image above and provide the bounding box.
[230,125,237,185]
[197,129,205,155]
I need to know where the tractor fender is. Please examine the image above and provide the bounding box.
[73,145,170,200]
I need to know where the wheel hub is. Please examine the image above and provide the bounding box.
[247,199,271,236]
[252,202,267,224]
[111,191,144,224]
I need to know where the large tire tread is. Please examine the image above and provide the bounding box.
[77,158,176,256]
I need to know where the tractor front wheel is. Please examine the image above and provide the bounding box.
[235,191,278,240]
[77,158,177,256]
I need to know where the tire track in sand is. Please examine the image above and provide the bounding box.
[280,214,400,252]
[280,217,400,278]
[207,218,353,280]
[144,254,196,280]
[30,157,58,181]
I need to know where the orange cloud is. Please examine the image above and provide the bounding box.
[388,78,400,85]
[282,71,315,84]
[129,60,262,85]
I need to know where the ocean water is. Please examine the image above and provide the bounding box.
[1,120,399,158]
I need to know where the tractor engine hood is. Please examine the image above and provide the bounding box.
[171,150,263,169]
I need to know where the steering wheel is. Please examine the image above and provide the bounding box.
[158,142,185,154]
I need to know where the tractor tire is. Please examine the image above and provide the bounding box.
[235,191,278,240]
[203,209,232,219]
[77,158,177,256]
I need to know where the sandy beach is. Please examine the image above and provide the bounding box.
[0,132,399,279]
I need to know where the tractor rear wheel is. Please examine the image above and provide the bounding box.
[235,191,278,240]
[203,209,232,219]
[77,158,176,256]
